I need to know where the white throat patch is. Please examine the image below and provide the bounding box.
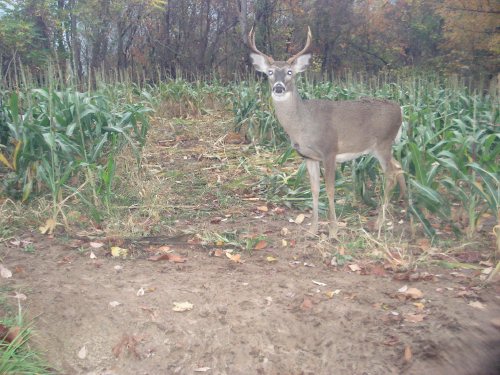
[272,92,291,102]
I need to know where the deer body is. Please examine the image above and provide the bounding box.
[248,28,405,238]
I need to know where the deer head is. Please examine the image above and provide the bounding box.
[248,27,312,101]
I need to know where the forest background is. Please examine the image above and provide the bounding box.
[0,0,499,86]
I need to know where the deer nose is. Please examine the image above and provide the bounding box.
[273,83,286,94]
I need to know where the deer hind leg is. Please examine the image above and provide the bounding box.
[305,159,320,236]
[324,155,338,239]
[374,152,404,237]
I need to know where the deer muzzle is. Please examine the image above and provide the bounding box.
[272,82,286,95]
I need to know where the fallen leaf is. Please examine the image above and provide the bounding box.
[167,254,186,263]
[294,214,305,224]
[382,335,400,346]
[0,324,21,344]
[404,287,424,300]
[172,301,194,312]
[89,251,97,259]
[89,242,104,248]
[77,345,87,359]
[194,367,211,372]
[266,256,277,262]
[404,313,425,323]
[348,264,361,272]
[325,290,337,298]
[0,324,9,340]
[468,301,486,310]
[398,285,408,293]
[112,334,141,359]
[210,217,222,224]
[226,253,243,263]
[148,253,186,263]
[0,264,12,278]
[210,249,224,257]
[413,302,425,310]
[157,245,171,253]
[254,240,267,251]
[281,239,288,247]
[111,246,128,258]
[404,345,413,362]
[109,301,122,307]
[281,227,289,236]
[312,280,327,286]
[256,205,268,212]
[370,264,387,277]
[39,218,56,235]
[300,297,313,310]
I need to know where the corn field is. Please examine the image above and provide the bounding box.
[0,68,498,241]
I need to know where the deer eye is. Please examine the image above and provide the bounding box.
[268,70,273,76]
[287,70,293,75]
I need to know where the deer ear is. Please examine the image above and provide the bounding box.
[250,53,270,73]
[292,54,311,73]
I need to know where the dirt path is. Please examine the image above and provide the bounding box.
[1,234,499,375]
[1,112,499,374]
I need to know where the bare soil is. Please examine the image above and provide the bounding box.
[1,111,499,375]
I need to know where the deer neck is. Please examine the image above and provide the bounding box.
[272,86,305,136]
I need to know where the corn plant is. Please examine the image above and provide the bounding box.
[234,72,499,241]
[0,82,153,219]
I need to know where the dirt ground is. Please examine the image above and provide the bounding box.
[1,111,499,374]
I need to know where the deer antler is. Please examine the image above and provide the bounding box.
[248,26,274,64]
[287,26,312,64]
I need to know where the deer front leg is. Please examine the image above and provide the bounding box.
[324,155,338,239]
[305,159,320,236]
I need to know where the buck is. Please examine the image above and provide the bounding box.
[248,27,405,238]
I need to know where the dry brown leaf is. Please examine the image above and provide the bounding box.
[112,334,141,359]
[256,205,269,212]
[404,345,413,362]
[211,249,224,257]
[39,218,56,235]
[148,253,186,263]
[300,297,313,310]
[413,302,425,310]
[0,324,20,344]
[294,213,305,224]
[404,313,425,323]
[398,286,424,300]
[157,245,171,253]
[348,264,361,272]
[254,240,267,250]
[166,254,187,263]
[226,253,243,263]
[0,324,9,341]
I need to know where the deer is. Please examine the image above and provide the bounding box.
[248,27,406,239]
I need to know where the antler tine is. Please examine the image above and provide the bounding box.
[248,26,274,63]
[287,26,312,64]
